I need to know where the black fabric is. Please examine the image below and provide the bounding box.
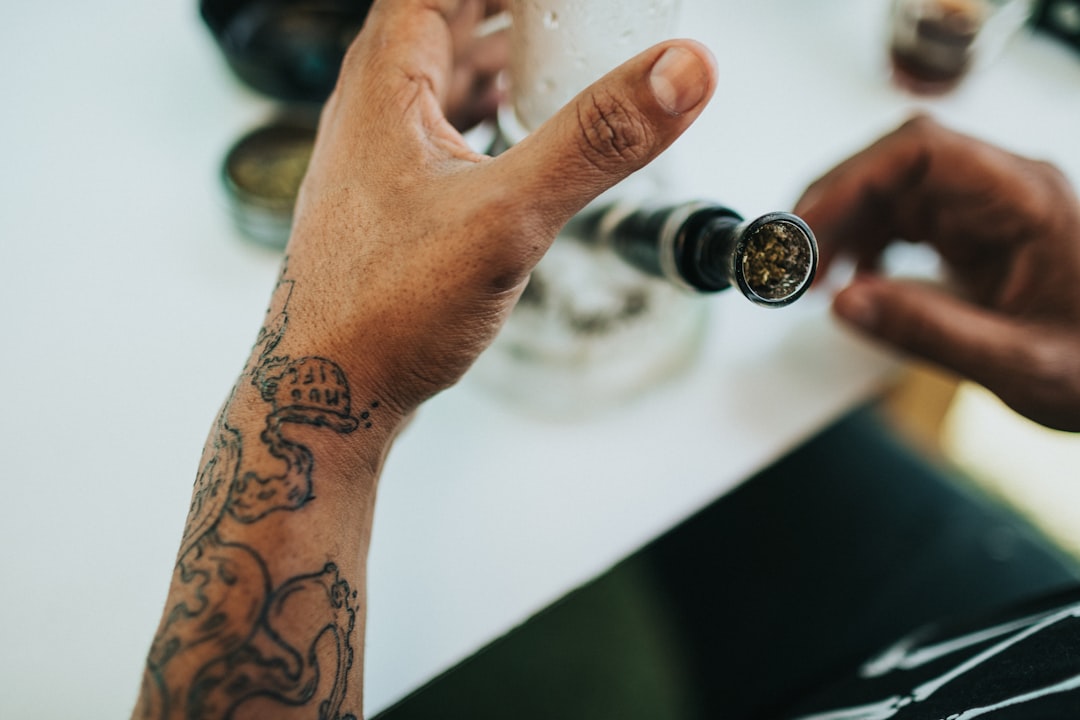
[786,585,1080,719]
[373,407,1080,719]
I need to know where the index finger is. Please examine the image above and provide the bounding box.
[334,0,480,135]
[794,115,1041,273]
[793,115,936,272]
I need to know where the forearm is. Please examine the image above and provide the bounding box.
[130,0,719,713]
[133,264,396,720]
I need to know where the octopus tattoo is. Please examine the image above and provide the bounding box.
[138,263,372,719]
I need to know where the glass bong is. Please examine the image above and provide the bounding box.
[470,0,816,417]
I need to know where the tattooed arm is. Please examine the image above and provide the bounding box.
[133,1,717,717]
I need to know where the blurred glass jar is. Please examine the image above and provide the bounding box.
[888,0,1036,94]
[470,0,706,418]
[222,119,316,249]
[201,0,373,103]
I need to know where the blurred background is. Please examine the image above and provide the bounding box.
[1,0,1079,718]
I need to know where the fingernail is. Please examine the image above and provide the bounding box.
[834,286,878,331]
[650,46,710,114]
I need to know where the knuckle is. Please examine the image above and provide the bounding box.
[1030,159,1071,196]
[899,113,938,135]
[883,116,939,192]
[1023,337,1076,387]
[1012,337,1080,427]
[575,90,655,171]
[1010,158,1073,233]
[896,113,944,151]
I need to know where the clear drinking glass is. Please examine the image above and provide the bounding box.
[888,0,1036,94]
[469,0,707,418]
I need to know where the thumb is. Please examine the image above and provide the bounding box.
[833,276,1036,390]
[494,40,717,236]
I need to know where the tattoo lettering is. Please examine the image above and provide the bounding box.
[140,263,371,719]
[232,356,359,523]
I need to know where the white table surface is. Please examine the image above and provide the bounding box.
[1,1,1078,718]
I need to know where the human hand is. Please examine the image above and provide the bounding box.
[280,0,717,424]
[440,0,509,131]
[795,116,1080,431]
[134,8,715,714]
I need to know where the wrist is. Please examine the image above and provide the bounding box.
[228,338,401,491]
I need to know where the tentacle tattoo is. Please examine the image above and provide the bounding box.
[140,262,371,719]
